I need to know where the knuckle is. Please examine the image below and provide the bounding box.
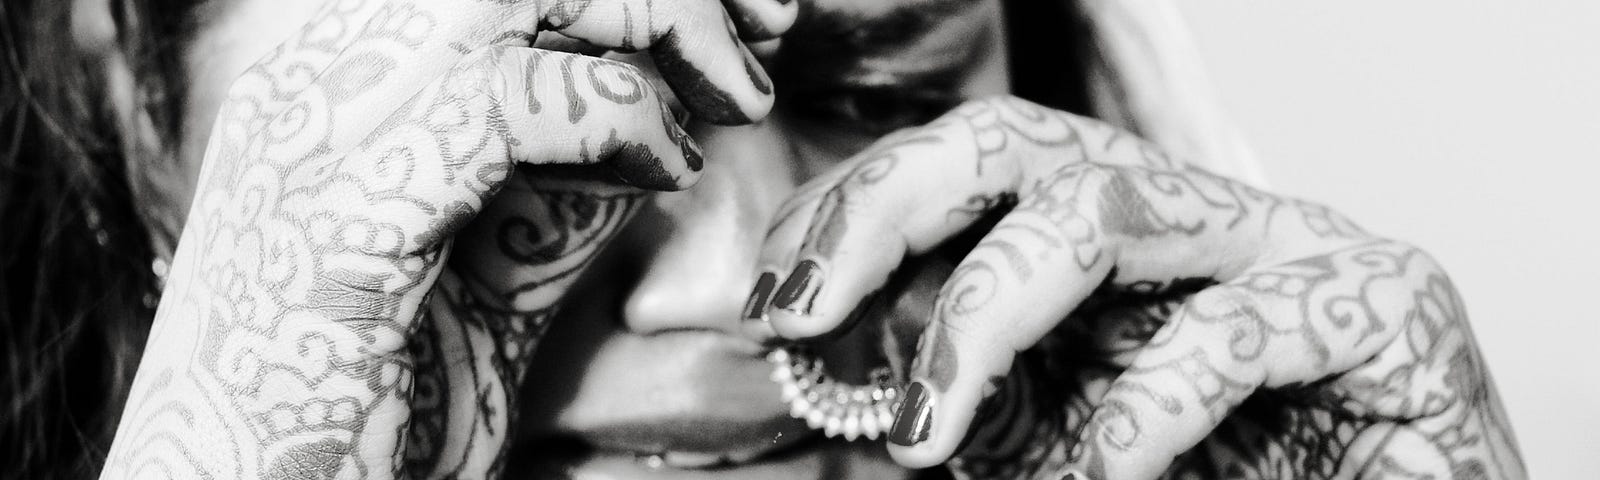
[448,47,514,97]
[590,56,648,79]
[1191,284,1259,313]
[1182,285,1267,333]
[458,46,511,78]
[580,57,661,105]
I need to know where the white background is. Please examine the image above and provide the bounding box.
[1178,2,1600,478]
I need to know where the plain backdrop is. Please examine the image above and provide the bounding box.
[1176,2,1600,478]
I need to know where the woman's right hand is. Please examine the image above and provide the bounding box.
[99,1,789,478]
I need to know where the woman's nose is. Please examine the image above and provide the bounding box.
[621,123,794,335]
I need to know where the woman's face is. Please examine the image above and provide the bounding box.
[174,0,1011,478]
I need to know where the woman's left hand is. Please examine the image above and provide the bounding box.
[752,96,1526,479]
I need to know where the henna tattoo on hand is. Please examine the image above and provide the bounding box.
[821,96,1528,479]
[406,179,645,479]
[100,0,700,477]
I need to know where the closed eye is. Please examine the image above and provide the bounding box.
[783,85,962,136]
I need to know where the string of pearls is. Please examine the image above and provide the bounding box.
[766,346,902,441]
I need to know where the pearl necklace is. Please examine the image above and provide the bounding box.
[766,347,902,441]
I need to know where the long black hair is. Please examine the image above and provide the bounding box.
[0,0,198,476]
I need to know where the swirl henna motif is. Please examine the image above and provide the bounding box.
[100,0,763,477]
[761,96,1522,479]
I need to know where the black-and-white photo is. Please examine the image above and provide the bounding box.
[3,0,1594,478]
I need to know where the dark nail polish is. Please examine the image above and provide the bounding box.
[743,50,772,95]
[679,132,703,172]
[771,260,822,314]
[889,381,933,446]
[744,272,777,320]
[610,146,679,191]
[651,34,749,125]
[777,0,793,5]
[1062,473,1080,480]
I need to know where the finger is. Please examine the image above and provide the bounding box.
[347,46,702,244]
[229,0,771,168]
[1212,240,1440,419]
[757,123,1017,340]
[721,0,799,41]
[764,95,1370,344]
[752,96,1356,468]
[884,167,1119,466]
[882,160,1358,467]
[324,48,695,473]
[757,97,1119,341]
[542,0,775,123]
[223,2,546,160]
[736,163,862,342]
[398,48,682,477]
[1064,240,1424,480]
[755,96,1372,471]
[1058,287,1265,480]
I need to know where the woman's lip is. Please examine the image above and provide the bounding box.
[559,440,829,480]
[576,414,816,457]
[520,329,807,454]
[519,433,842,480]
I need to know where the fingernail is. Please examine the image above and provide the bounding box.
[771,260,822,314]
[744,272,777,320]
[889,381,933,446]
[610,149,680,191]
[1062,472,1083,480]
[679,133,704,172]
[652,35,749,125]
[743,48,772,95]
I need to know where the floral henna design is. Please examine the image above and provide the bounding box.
[407,178,646,479]
[100,0,746,477]
[768,95,1522,477]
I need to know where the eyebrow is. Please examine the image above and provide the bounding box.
[784,0,983,55]
[774,0,987,87]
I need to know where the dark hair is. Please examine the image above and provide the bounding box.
[0,0,1089,477]
[0,0,197,476]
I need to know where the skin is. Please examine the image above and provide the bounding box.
[88,0,1525,479]
[102,0,770,477]
[758,97,1528,479]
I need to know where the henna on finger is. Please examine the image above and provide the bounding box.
[104,22,705,480]
[751,95,1522,479]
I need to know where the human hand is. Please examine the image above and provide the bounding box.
[751,96,1526,479]
[100,0,790,478]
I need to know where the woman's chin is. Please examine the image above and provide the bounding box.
[510,436,914,480]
